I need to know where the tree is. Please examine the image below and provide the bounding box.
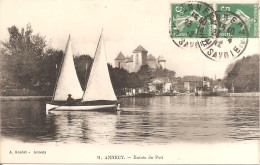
[137,64,154,91]
[108,64,129,95]
[152,68,176,81]
[126,72,141,89]
[39,48,63,95]
[0,24,46,89]
[74,54,93,90]
[224,55,259,92]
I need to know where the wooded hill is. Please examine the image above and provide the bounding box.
[223,55,259,93]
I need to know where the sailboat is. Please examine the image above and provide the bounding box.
[46,32,118,112]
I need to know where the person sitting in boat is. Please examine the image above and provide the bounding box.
[67,94,75,105]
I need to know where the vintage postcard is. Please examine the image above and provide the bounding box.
[0,0,259,164]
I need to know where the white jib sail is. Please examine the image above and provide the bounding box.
[82,33,117,102]
[53,35,83,101]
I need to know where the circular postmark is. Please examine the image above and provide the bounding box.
[196,10,249,61]
[169,1,216,49]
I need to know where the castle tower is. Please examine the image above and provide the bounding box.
[133,45,148,72]
[124,55,129,71]
[114,52,125,68]
[157,55,166,69]
[147,54,157,69]
[126,55,133,72]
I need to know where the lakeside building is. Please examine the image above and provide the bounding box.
[148,78,173,95]
[121,75,228,96]
[172,77,204,93]
[115,45,166,72]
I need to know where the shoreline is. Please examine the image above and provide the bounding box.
[0,96,52,101]
[228,92,260,97]
[0,92,259,101]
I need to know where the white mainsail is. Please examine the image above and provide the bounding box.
[53,35,83,101]
[82,33,117,102]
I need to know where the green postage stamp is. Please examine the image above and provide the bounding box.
[216,4,258,38]
[170,2,259,38]
[170,1,259,61]
[170,2,214,38]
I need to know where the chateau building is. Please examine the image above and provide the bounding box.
[115,45,166,72]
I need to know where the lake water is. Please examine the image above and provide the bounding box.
[0,96,259,145]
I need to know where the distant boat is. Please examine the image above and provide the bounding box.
[136,92,155,98]
[162,92,176,96]
[195,77,214,96]
[46,32,118,112]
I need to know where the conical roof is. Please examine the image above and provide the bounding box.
[126,55,133,63]
[147,54,156,61]
[158,55,166,62]
[133,45,148,53]
[115,51,125,60]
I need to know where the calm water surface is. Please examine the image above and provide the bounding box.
[0,96,259,144]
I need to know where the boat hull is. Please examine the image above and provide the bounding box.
[46,103,117,113]
[136,93,155,98]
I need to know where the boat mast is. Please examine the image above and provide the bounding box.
[52,35,71,101]
[84,63,88,90]
[81,29,103,100]
[202,58,205,89]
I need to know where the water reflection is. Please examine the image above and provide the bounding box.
[47,111,117,144]
[0,100,57,142]
[225,97,259,141]
[0,96,259,144]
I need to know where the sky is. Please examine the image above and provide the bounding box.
[0,0,259,79]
